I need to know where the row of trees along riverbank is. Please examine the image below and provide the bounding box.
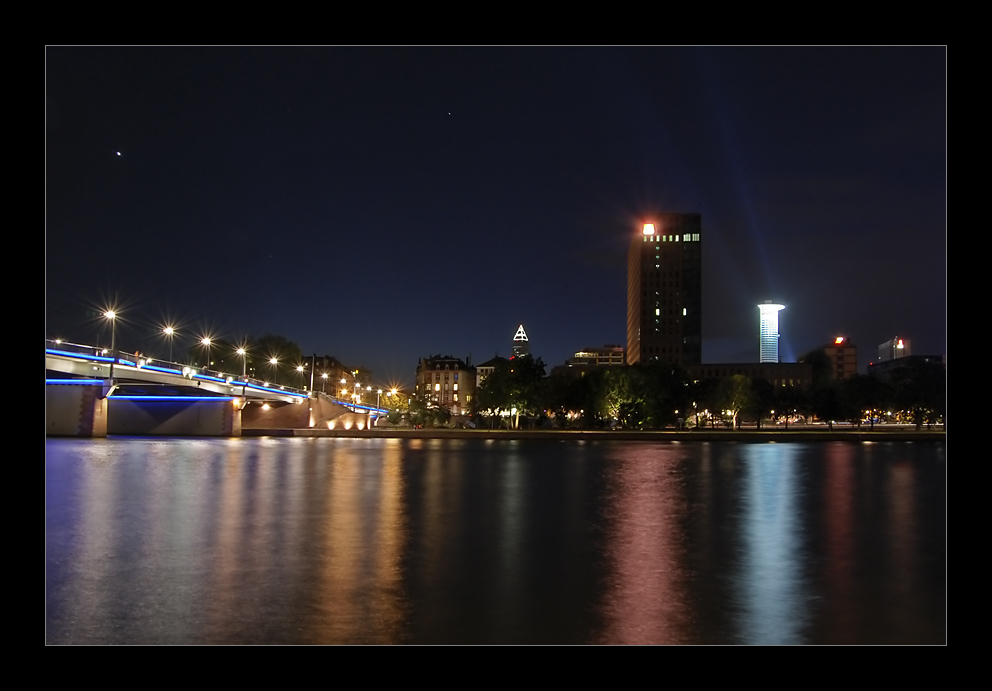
[465,355,945,431]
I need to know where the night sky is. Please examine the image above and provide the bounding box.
[46,47,946,387]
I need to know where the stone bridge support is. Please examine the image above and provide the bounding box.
[46,381,108,437]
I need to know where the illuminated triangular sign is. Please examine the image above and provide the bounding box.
[513,325,529,342]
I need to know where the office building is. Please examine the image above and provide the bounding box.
[550,345,626,378]
[799,337,858,380]
[878,337,911,362]
[758,301,785,363]
[626,216,702,365]
[512,325,531,359]
[687,362,811,388]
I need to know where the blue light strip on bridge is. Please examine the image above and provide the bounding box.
[46,378,105,385]
[191,373,228,383]
[139,364,184,374]
[241,382,308,398]
[109,395,236,401]
[46,348,115,362]
[118,358,136,366]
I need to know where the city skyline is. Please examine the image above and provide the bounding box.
[46,47,946,382]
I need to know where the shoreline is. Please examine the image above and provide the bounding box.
[240,428,946,442]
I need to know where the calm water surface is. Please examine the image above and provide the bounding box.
[45,437,945,644]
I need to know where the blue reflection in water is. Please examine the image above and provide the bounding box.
[736,444,807,644]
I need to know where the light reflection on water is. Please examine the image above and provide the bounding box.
[46,438,945,644]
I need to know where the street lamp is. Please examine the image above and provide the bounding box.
[201,338,212,372]
[236,347,247,378]
[163,326,176,363]
[269,357,279,385]
[297,364,307,390]
[321,372,328,393]
[104,310,117,380]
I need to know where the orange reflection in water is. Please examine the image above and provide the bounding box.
[308,439,407,643]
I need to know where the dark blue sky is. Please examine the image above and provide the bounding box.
[46,47,946,387]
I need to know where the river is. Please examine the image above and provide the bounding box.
[46,437,945,644]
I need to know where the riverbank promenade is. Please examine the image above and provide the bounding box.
[242,426,945,442]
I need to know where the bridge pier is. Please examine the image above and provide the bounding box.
[46,380,108,437]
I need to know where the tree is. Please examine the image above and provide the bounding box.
[748,378,776,429]
[718,375,752,429]
[476,356,547,429]
[891,360,946,429]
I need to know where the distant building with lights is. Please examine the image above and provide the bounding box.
[686,362,812,388]
[476,355,509,390]
[799,338,858,380]
[415,355,475,416]
[627,215,702,365]
[551,345,626,378]
[312,355,372,395]
[758,302,785,363]
[511,325,531,359]
[878,337,911,362]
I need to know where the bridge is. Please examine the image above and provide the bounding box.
[46,339,389,437]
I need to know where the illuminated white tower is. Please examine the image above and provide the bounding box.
[758,301,785,363]
[512,324,530,359]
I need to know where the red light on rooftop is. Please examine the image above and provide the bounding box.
[834,337,845,345]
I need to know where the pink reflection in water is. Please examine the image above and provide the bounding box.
[595,445,689,644]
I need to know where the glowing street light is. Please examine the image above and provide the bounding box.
[104,310,117,380]
[269,357,279,385]
[321,372,328,393]
[236,347,247,378]
[297,364,307,390]
[163,326,176,363]
[201,337,212,371]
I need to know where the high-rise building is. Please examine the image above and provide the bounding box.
[758,301,785,363]
[626,216,702,365]
[511,324,530,359]
[878,337,911,362]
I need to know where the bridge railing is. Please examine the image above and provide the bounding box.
[47,340,394,409]
[47,339,314,398]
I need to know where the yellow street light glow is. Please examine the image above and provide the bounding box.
[642,223,655,236]
[237,348,246,355]
[270,358,278,364]
[104,311,116,319]
[201,338,211,346]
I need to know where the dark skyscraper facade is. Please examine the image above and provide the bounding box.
[627,215,702,366]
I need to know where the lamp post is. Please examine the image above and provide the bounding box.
[104,310,117,380]
[163,326,176,363]
[236,348,247,378]
[321,372,328,393]
[201,338,212,372]
[297,364,307,391]
[269,358,279,385]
